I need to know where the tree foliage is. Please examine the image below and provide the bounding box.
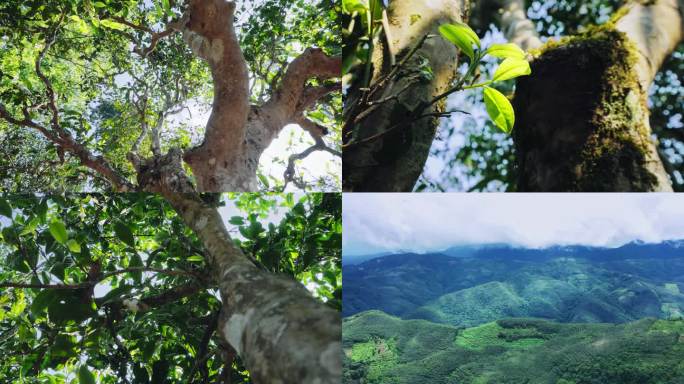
[0,192,341,383]
[0,0,340,192]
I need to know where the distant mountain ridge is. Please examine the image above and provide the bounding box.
[347,239,684,265]
[343,240,684,324]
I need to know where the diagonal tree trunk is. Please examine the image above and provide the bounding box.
[511,0,682,191]
[138,151,341,384]
[343,0,469,192]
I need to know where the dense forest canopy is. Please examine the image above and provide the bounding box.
[0,0,341,192]
[0,193,341,383]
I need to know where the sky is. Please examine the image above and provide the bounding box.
[343,193,684,256]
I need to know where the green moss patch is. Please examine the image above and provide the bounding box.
[514,23,659,191]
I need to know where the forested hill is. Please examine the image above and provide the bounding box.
[343,241,684,323]
[343,311,684,384]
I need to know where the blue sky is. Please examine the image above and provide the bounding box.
[343,194,684,256]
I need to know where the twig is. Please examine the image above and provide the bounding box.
[343,109,470,148]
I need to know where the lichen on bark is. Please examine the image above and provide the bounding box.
[513,25,670,191]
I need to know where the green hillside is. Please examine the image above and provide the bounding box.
[409,258,684,326]
[343,311,684,384]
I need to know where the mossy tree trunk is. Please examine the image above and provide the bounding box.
[512,0,682,191]
[342,0,469,192]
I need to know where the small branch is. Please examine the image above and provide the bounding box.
[110,16,153,33]
[0,267,201,291]
[101,267,201,281]
[295,82,341,115]
[0,282,88,290]
[189,310,220,383]
[343,109,470,148]
[283,117,341,190]
[135,26,180,58]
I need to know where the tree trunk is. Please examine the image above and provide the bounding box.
[343,0,469,192]
[137,153,340,384]
[512,0,682,191]
[168,0,340,192]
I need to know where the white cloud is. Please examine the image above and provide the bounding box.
[343,193,684,255]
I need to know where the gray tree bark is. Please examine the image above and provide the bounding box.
[139,152,341,384]
[511,0,682,191]
[343,0,469,192]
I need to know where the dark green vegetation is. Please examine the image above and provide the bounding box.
[0,193,341,383]
[343,311,684,384]
[343,242,684,383]
[344,242,684,322]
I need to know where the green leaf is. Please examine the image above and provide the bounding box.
[93,1,106,8]
[129,253,143,282]
[78,365,96,384]
[438,23,480,60]
[48,293,95,324]
[342,0,368,14]
[114,222,135,247]
[492,57,531,82]
[486,43,526,60]
[49,220,68,245]
[99,19,127,31]
[66,239,81,253]
[161,0,174,17]
[257,173,270,188]
[31,290,56,315]
[187,255,204,262]
[19,217,39,236]
[229,216,244,225]
[483,86,515,134]
[0,198,11,218]
[100,285,133,304]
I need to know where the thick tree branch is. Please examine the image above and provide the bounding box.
[264,48,341,121]
[159,192,341,384]
[615,0,684,90]
[473,0,542,50]
[181,0,251,191]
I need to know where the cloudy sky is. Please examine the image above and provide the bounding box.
[343,194,684,255]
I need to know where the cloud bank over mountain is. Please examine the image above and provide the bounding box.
[343,194,684,255]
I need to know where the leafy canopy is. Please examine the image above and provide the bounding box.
[0,192,341,383]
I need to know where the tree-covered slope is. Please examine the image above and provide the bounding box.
[344,242,684,323]
[409,257,684,326]
[343,311,684,384]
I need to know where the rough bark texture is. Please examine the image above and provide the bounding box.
[136,158,340,384]
[342,0,468,192]
[472,0,542,50]
[512,1,682,191]
[180,0,251,191]
[168,194,340,384]
[178,0,341,192]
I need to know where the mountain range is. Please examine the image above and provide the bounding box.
[343,240,684,383]
[344,240,684,324]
